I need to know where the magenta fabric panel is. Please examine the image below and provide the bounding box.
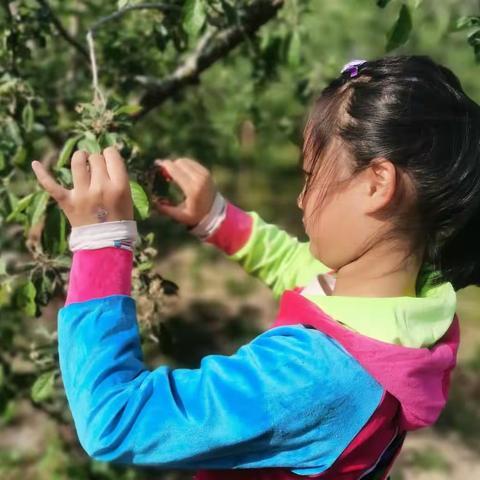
[65,247,133,305]
[310,392,400,479]
[204,201,253,255]
[273,289,460,431]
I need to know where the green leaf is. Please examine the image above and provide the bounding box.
[6,192,34,222]
[0,400,16,425]
[287,31,301,68]
[114,104,142,116]
[22,103,34,132]
[130,181,150,220]
[84,130,97,141]
[28,191,49,226]
[6,119,22,145]
[100,132,120,148]
[137,261,153,272]
[35,273,54,306]
[468,29,480,46]
[77,136,101,154]
[12,147,27,167]
[53,255,71,269]
[42,204,67,255]
[7,191,20,212]
[0,280,12,307]
[31,371,56,403]
[56,167,73,187]
[455,16,480,31]
[220,0,237,23]
[0,151,5,171]
[56,135,82,170]
[15,280,37,317]
[0,364,4,389]
[118,0,130,9]
[0,257,6,276]
[386,4,412,52]
[467,30,480,60]
[183,0,206,38]
[377,0,392,7]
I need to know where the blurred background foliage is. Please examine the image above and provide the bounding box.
[0,0,479,479]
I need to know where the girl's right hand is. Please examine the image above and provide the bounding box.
[152,157,217,228]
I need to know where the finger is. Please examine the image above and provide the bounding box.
[71,150,90,191]
[153,198,193,225]
[176,157,210,177]
[31,161,69,203]
[172,158,198,180]
[88,153,109,188]
[156,160,195,195]
[103,147,129,187]
[173,158,205,183]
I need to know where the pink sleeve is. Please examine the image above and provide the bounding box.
[65,247,133,306]
[204,202,253,255]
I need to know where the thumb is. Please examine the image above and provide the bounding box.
[31,160,68,203]
[153,197,191,224]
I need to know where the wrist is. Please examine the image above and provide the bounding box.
[188,192,227,240]
[65,220,137,305]
[69,220,138,252]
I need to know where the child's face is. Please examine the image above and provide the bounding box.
[297,146,379,272]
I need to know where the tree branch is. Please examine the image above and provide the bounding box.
[35,0,90,63]
[135,0,285,119]
[89,2,180,33]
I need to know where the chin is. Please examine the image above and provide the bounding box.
[309,243,335,270]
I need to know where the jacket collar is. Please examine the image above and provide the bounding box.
[299,264,457,348]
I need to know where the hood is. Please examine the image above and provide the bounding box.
[272,288,460,431]
[300,263,457,349]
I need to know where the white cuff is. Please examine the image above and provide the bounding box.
[68,220,138,252]
[188,192,227,240]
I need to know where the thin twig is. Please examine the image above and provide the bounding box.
[35,0,89,63]
[89,2,180,33]
[84,3,180,107]
[86,30,106,107]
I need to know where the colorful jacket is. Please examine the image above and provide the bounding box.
[58,200,460,480]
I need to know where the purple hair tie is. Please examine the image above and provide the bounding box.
[341,59,367,78]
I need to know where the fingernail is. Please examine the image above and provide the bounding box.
[159,166,172,181]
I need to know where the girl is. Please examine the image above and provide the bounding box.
[32,55,479,480]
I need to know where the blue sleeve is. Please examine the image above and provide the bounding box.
[57,295,384,473]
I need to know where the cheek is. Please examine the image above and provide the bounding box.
[306,190,362,268]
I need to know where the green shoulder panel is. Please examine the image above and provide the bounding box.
[227,211,330,300]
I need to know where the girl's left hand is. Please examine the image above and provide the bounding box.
[31,147,134,227]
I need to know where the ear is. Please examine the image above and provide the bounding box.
[363,158,396,214]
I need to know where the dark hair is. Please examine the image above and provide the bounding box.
[302,55,480,291]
